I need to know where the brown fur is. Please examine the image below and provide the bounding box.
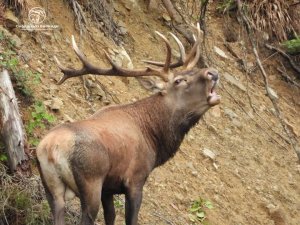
[37,68,220,225]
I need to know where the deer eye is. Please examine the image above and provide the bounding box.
[174,78,185,85]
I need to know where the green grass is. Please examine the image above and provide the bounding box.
[0,31,41,99]
[188,197,213,225]
[26,102,56,146]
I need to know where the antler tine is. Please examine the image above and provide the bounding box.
[169,32,186,64]
[142,32,186,69]
[155,31,172,73]
[183,23,202,69]
[142,23,202,71]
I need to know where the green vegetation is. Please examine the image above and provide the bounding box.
[282,37,300,54]
[188,198,213,224]
[0,31,54,148]
[0,164,52,225]
[26,102,56,146]
[114,195,125,209]
[0,31,41,98]
[217,0,236,13]
[0,153,8,162]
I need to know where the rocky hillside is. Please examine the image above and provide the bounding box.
[0,0,299,225]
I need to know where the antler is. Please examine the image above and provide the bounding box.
[54,35,175,85]
[142,23,202,70]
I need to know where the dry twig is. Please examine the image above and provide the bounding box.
[265,44,300,77]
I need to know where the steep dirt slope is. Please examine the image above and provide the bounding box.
[8,0,300,224]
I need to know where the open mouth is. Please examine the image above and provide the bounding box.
[207,78,221,106]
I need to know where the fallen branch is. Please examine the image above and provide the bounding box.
[265,44,300,77]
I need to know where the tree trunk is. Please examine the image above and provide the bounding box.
[0,69,30,174]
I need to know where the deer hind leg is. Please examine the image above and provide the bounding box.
[37,161,66,225]
[75,176,103,225]
[101,194,116,225]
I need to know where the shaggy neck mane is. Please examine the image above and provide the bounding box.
[124,94,202,167]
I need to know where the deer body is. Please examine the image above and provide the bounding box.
[37,25,221,225]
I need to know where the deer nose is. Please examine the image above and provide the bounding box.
[207,69,219,81]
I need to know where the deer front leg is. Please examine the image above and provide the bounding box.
[125,186,143,225]
[101,194,116,225]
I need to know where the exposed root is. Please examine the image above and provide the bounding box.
[85,0,122,45]
[265,44,300,77]
[237,0,300,161]
[69,0,87,36]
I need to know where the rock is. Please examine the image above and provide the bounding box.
[284,120,299,137]
[214,46,230,59]
[232,118,243,129]
[202,148,217,161]
[63,114,74,122]
[4,10,19,29]
[103,99,111,105]
[11,34,22,48]
[51,98,63,110]
[162,13,171,22]
[191,171,198,176]
[269,108,277,116]
[224,107,238,120]
[44,97,63,111]
[207,125,218,133]
[223,72,246,92]
[119,26,128,35]
[36,68,43,74]
[267,87,278,100]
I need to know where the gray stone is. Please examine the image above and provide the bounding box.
[267,87,278,100]
[224,107,238,120]
[4,10,19,28]
[223,72,246,92]
[202,148,217,160]
[214,46,230,59]
[44,97,63,111]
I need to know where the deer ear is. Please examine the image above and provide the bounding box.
[136,77,166,93]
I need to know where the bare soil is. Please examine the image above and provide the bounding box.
[7,0,300,224]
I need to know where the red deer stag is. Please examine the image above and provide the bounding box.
[36,24,220,225]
